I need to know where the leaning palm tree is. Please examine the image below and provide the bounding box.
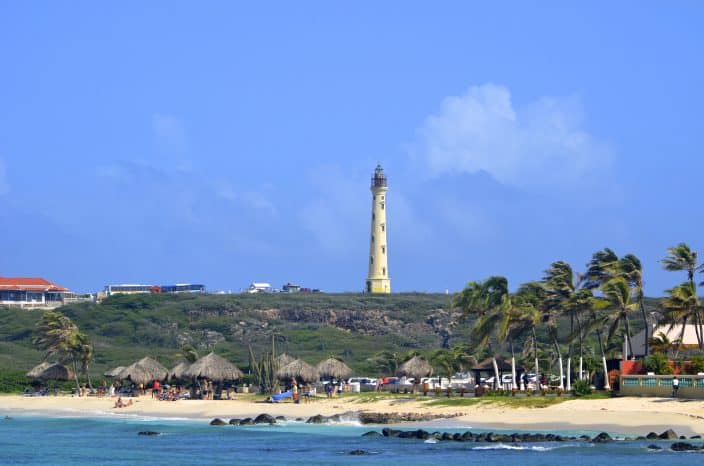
[662,281,702,351]
[33,310,91,394]
[514,282,547,382]
[454,276,510,389]
[661,243,703,350]
[601,277,637,359]
[619,254,650,357]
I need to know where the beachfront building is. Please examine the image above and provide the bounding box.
[104,283,205,297]
[627,324,702,357]
[365,164,391,293]
[0,277,75,308]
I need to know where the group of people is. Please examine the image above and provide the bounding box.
[290,381,315,403]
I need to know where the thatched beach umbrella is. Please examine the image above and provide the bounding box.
[396,356,433,379]
[169,362,191,380]
[27,362,74,381]
[183,352,243,382]
[316,358,352,380]
[104,366,125,378]
[276,359,319,383]
[117,357,168,385]
[276,353,296,368]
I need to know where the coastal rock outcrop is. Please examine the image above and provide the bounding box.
[137,431,160,436]
[670,442,702,451]
[358,411,460,424]
[591,432,613,443]
[254,414,277,425]
[209,418,227,426]
[659,429,678,440]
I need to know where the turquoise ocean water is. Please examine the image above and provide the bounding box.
[0,413,698,465]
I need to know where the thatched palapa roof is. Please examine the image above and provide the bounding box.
[276,353,296,368]
[316,358,352,380]
[396,356,433,378]
[104,366,125,378]
[169,361,191,380]
[117,357,168,385]
[276,359,319,382]
[27,362,74,381]
[183,352,243,382]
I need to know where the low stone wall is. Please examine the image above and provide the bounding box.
[620,375,704,398]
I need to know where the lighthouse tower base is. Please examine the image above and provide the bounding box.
[366,278,391,294]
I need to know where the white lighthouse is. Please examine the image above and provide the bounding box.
[366,164,391,293]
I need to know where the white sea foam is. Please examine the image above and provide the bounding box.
[472,443,561,452]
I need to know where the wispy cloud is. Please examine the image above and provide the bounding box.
[416,84,611,190]
[216,183,278,216]
[0,159,8,195]
[153,113,187,154]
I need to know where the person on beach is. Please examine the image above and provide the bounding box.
[672,376,679,397]
[152,379,160,398]
[325,383,333,398]
[292,380,299,403]
[113,397,133,408]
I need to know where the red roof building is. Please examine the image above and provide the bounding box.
[0,277,71,308]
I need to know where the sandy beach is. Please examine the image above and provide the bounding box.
[2,394,703,436]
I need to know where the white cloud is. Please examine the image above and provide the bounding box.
[417,84,611,190]
[216,183,278,216]
[0,159,9,195]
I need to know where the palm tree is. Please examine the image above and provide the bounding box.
[453,276,510,389]
[542,261,581,390]
[648,332,681,357]
[601,277,637,359]
[514,282,546,383]
[176,344,199,363]
[33,310,92,394]
[661,243,703,350]
[661,243,700,283]
[662,281,702,350]
[619,254,650,356]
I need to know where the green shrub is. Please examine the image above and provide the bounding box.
[643,352,673,374]
[572,379,592,396]
[688,356,704,374]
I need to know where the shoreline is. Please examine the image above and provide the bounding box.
[1,394,703,437]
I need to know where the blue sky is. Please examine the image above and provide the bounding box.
[1,2,703,294]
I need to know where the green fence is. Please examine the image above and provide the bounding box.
[619,375,704,398]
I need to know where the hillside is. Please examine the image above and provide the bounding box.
[0,293,458,375]
[0,292,659,377]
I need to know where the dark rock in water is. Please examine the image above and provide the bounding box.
[210,418,227,426]
[254,414,276,425]
[647,444,662,450]
[646,432,659,440]
[441,432,453,441]
[659,429,678,440]
[415,430,430,440]
[591,432,613,443]
[349,450,371,455]
[306,415,325,424]
[295,417,304,422]
[461,432,474,442]
[690,435,702,439]
[275,416,286,421]
[579,435,591,441]
[398,431,415,439]
[679,435,687,439]
[636,436,646,441]
[452,433,462,441]
[229,419,241,425]
[670,442,701,451]
[239,418,254,426]
[382,428,401,437]
[362,431,382,437]
[138,431,160,436]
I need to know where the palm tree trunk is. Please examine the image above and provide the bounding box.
[532,328,539,388]
[596,328,610,390]
[553,338,564,390]
[638,291,649,357]
[624,315,634,359]
[492,358,500,391]
[71,359,81,395]
[510,341,517,389]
